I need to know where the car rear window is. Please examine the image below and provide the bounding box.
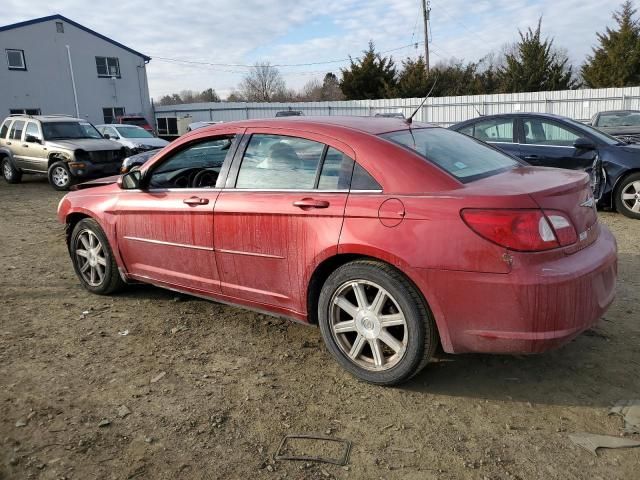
[380,128,520,182]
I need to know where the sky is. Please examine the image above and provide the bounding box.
[1,0,621,100]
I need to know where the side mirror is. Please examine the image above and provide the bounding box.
[25,135,40,144]
[103,133,111,139]
[573,137,596,150]
[117,170,143,190]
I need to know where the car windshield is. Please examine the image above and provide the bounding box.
[597,112,640,128]
[115,126,154,138]
[42,121,103,140]
[563,118,620,146]
[380,128,520,182]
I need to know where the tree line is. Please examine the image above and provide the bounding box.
[157,1,639,105]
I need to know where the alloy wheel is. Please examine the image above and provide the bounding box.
[75,229,107,287]
[52,166,69,187]
[329,280,408,371]
[3,161,13,180]
[621,181,640,214]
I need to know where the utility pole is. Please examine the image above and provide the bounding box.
[422,0,431,74]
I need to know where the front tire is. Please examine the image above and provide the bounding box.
[318,260,438,386]
[70,218,125,295]
[48,161,74,191]
[2,158,22,184]
[614,172,640,219]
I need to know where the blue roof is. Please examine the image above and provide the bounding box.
[0,14,151,62]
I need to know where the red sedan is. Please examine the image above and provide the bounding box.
[58,117,618,385]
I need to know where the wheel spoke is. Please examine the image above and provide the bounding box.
[95,264,105,282]
[352,283,368,309]
[333,320,356,334]
[369,339,384,367]
[96,255,107,267]
[348,334,366,359]
[80,235,90,250]
[380,313,405,328]
[622,193,636,200]
[378,329,403,353]
[76,249,89,259]
[80,260,91,273]
[369,289,387,314]
[633,202,640,213]
[334,296,358,318]
[90,266,96,284]
[633,181,640,193]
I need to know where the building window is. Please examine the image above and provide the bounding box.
[6,49,26,70]
[103,107,125,124]
[96,56,120,78]
[56,21,64,33]
[9,108,41,115]
[157,117,178,136]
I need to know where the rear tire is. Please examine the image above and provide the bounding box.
[318,260,438,386]
[2,158,22,184]
[48,161,74,191]
[70,218,125,295]
[614,172,640,220]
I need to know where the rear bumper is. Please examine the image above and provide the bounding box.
[415,226,618,354]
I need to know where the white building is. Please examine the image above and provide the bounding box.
[0,14,152,125]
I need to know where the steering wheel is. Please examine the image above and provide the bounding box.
[191,169,218,188]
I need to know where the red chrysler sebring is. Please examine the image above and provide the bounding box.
[57,117,617,385]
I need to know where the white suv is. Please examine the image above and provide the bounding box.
[96,124,169,154]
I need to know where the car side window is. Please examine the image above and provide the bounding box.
[457,124,474,136]
[0,120,10,139]
[523,119,580,146]
[351,163,382,190]
[25,122,41,141]
[235,134,325,189]
[469,118,514,143]
[148,136,236,189]
[317,147,355,190]
[9,120,25,140]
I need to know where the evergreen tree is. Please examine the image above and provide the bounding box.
[498,18,577,92]
[340,41,397,99]
[582,1,640,87]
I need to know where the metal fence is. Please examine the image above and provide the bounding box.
[154,86,640,127]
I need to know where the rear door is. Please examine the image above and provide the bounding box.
[7,120,26,168]
[518,116,596,169]
[461,117,521,158]
[213,129,355,315]
[116,132,241,293]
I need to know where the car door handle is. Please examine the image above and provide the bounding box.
[524,155,540,160]
[183,196,209,206]
[22,144,28,148]
[6,141,11,145]
[293,198,330,209]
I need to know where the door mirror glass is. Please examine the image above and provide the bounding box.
[25,134,40,144]
[118,170,142,189]
[103,133,111,140]
[573,137,597,150]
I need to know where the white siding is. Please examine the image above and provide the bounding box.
[154,87,640,126]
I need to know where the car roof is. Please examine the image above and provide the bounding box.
[6,115,85,123]
[97,124,144,128]
[214,115,433,135]
[596,110,640,115]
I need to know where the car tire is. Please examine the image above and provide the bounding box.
[48,161,74,191]
[2,157,22,184]
[318,260,438,386]
[614,172,640,220]
[70,218,125,295]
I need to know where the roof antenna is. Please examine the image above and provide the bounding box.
[473,105,484,117]
[406,73,439,125]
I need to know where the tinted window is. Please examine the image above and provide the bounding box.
[352,163,382,190]
[381,128,519,182]
[317,148,354,190]
[469,118,514,143]
[25,122,40,140]
[523,119,579,146]
[236,134,324,189]
[457,124,474,136]
[597,112,640,127]
[0,120,10,139]
[149,137,235,189]
[9,120,25,140]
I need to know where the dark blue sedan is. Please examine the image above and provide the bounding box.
[450,113,640,219]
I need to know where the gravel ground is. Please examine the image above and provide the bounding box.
[1,176,639,480]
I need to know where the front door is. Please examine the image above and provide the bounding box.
[214,130,356,315]
[21,121,47,171]
[116,135,239,293]
[463,117,521,158]
[518,117,596,169]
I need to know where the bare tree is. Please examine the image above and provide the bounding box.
[239,62,287,102]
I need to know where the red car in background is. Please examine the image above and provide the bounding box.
[116,114,154,134]
[57,117,617,385]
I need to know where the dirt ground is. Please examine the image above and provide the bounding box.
[1,176,639,480]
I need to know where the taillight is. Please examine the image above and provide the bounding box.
[461,209,577,252]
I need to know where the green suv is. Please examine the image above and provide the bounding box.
[0,114,126,190]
